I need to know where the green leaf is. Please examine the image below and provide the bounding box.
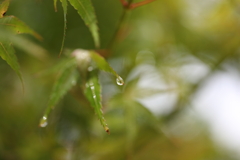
[68,0,100,48]
[0,0,10,18]
[48,64,78,109]
[0,27,48,60]
[89,51,124,85]
[38,58,76,77]
[84,70,109,133]
[59,0,68,56]
[40,60,78,127]
[0,41,23,86]
[0,16,42,40]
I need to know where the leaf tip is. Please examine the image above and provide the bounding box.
[105,127,110,135]
[54,0,58,12]
[0,0,10,18]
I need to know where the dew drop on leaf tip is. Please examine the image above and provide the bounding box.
[116,76,124,86]
[39,116,48,127]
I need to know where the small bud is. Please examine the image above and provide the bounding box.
[72,49,91,63]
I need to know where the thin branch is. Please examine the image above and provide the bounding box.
[129,0,156,9]
[106,0,133,52]
[120,0,128,7]
[106,0,156,55]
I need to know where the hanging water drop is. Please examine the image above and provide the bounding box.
[39,116,48,127]
[116,76,124,86]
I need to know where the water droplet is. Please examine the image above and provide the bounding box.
[39,116,48,127]
[88,66,93,72]
[93,95,96,98]
[116,76,124,86]
[90,86,94,90]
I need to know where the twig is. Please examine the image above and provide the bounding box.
[129,0,156,9]
[106,0,133,51]
[106,0,156,54]
[120,0,128,7]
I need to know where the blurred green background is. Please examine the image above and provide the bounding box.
[1,0,240,159]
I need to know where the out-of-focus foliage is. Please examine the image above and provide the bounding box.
[0,0,44,87]
[0,0,240,159]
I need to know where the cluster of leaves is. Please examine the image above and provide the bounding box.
[0,0,125,133]
[1,0,240,159]
[0,0,43,87]
[39,49,124,133]
[43,0,128,133]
